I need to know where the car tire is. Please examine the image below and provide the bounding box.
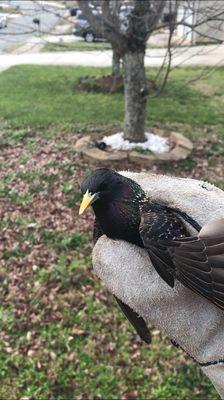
[85,32,95,43]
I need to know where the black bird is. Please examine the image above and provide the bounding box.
[79,168,224,343]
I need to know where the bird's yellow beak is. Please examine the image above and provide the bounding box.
[79,190,96,215]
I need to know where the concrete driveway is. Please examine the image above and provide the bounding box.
[0,43,224,71]
[0,0,64,53]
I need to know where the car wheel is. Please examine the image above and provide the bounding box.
[85,32,95,43]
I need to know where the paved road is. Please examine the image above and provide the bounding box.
[0,43,224,70]
[0,1,64,53]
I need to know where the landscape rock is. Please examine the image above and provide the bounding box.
[170,131,194,151]
[74,132,193,165]
[157,146,190,161]
[74,136,92,153]
[129,151,156,165]
[83,147,127,164]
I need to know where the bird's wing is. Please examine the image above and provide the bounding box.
[93,218,151,344]
[167,217,224,309]
[139,203,189,288]
[140,204,224,310]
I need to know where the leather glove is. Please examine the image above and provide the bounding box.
[92,172,224,398]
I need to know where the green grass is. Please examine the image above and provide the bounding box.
[0,64,223,399]
[41,40,112,52]
[0,65,223,137]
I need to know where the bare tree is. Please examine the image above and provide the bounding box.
[87,0,122,76]
[111,44,122,77]
[1,0,223,143]
[77,0,166,142]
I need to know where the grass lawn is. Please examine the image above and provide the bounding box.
[40,40,192,52]
[0,65,223,138]
[0,65,223,399]
[41,40,112,52]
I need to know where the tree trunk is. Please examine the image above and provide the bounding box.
[123,49,147,142]
[112,49,121,77]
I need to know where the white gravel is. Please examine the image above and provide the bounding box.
[102,132,169,154]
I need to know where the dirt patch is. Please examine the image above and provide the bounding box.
[76,74,157,94]
[193,81,215,96]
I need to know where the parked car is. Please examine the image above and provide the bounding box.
[0,14,7,29]
[73,13,104,43]
[73,5,132,43]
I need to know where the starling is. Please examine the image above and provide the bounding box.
[79,168,224,343]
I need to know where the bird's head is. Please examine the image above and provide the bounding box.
[79,168,126,215]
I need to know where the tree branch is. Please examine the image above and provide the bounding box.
[77,0,125,51]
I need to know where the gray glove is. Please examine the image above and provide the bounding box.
[92,172,224,398]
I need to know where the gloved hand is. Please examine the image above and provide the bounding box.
[92,172,224,398]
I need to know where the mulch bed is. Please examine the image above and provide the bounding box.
[76,75,157,93]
